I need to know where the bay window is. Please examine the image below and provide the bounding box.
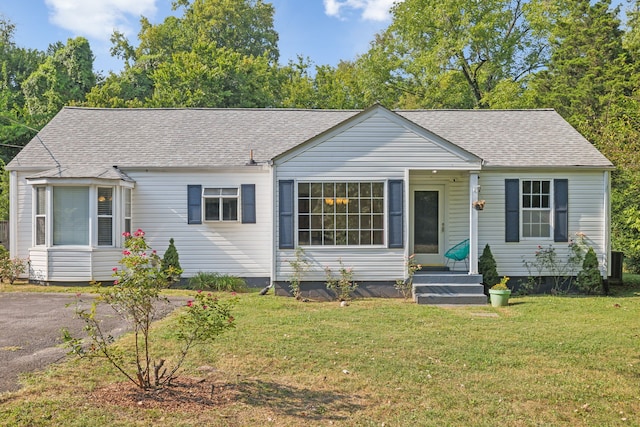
[32,183,132,247]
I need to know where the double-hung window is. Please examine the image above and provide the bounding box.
[521,180,551,238]
[35,187,46,245]
[97,187,113,246]
[505,178,568,242]
[123,188,132,234]
[203,187,238,221]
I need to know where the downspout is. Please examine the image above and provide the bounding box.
[604,170,611,278]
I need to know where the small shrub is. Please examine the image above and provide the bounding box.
[576,247,603,294]
[161,238,183,285]
[478,244,499,291]
[62,229,237,390]
[395,254,422,300]
[522,234,587,293]
[0,246,28,284]
[325,259,357,301]
[188,271,247,292]
[288,247,311,299]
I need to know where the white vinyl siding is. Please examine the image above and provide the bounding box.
[275,109,481,282]
[478,170,608,277]
[125,169,271,278]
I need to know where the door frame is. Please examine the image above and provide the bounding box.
[409,184,446,266]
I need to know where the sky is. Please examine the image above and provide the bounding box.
[0,0,402,74]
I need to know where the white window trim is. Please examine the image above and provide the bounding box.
[295,180,386,248]
[520,178,554,240]
[202,187,240,222]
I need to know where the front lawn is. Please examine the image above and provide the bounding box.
[0,285,639,426]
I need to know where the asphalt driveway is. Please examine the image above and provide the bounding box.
[0,292,186,393]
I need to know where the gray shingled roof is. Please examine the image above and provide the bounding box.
[7,106,612,171]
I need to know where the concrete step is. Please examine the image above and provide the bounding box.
[413,283,485,295]
[413,273,483,284]
[415,293,488,305]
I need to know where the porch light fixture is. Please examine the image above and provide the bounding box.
[473,185,481,194]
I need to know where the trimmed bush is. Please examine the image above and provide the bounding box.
[576,247,603,294]
[479,244,499,292]
[161,238,182,285]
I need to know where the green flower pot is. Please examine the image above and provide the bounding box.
[489,289,511,307]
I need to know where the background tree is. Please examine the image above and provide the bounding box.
[22,37,95,122]
[368,0,550,108]
[87,0,279,107]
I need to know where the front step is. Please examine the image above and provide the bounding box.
[415,292,488,305]
[413,273,487,305]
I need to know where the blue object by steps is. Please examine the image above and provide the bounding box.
[444,239,469,270]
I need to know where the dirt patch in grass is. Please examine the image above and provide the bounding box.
[90,376,239,411]
[89,374,366,421]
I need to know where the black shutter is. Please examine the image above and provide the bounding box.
[505,179,519,242]
[279,180,294,249]
[388,179,404,248]
[187,185,202,224]
[241,184,256,224]
[554,179,568,242]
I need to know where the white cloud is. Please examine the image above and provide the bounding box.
[44,0,157,40]
[323,0,403,22]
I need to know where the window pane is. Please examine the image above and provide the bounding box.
[222,198,237,220]
[124,188,132,217]
[336,230,347,245]
[361,183,371,197]
[36,216,45,245]
[311,215,322,229]
[372,183,384,197]
[323,182,334,197]
[125,218,131,234]
[98,188,112,216]
[311,231,322,245]
[298,182,310,197]
[221,188,237,196]
[311,183,322,197]
[205,198,220,220]
[347,182,359,197]
[53,187,89,245]
[324,230,335,245]
[298,231,310,245]
[298,215,310,229]
[298,199,310,214]
[98,217,113,245]
[36,187,46,215]
[372,198,383,213]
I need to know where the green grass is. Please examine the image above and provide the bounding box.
[1,285,639,426]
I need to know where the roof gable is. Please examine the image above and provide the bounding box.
[273,104,482,167]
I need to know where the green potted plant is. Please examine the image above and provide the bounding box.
[489,276,511,307]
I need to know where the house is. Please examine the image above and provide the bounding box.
[7,104,613,303]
